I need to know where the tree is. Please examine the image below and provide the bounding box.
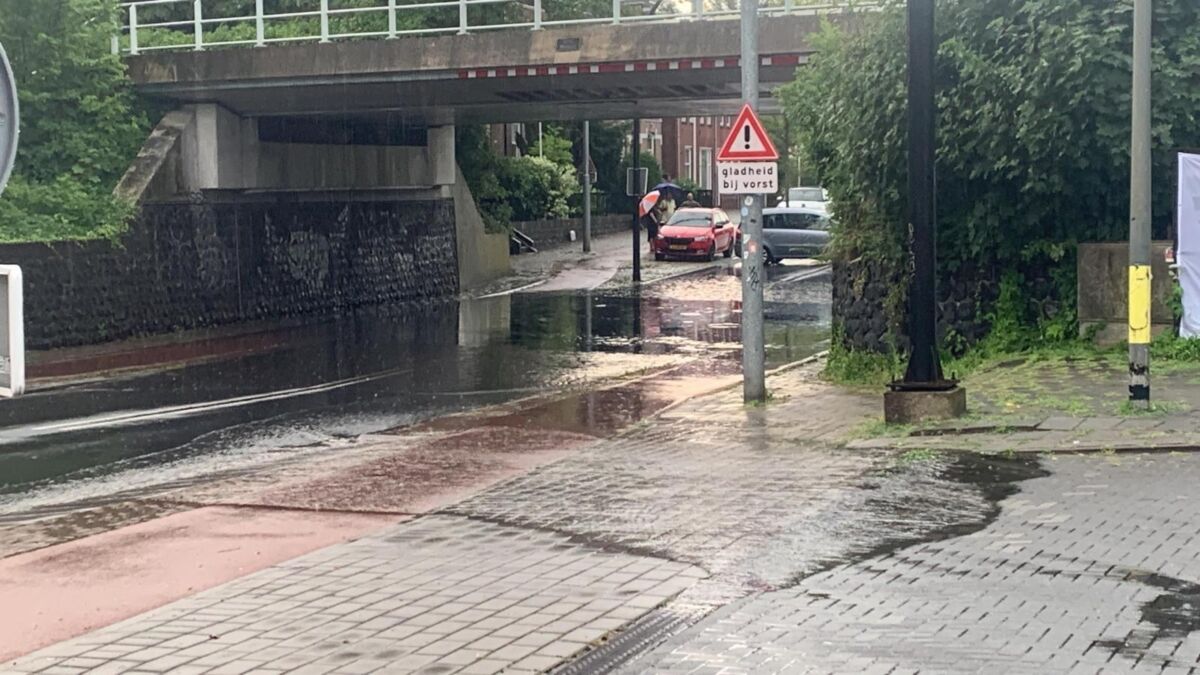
[1,0,149,187]
[781,0,1200,343]
[0,0,150,241]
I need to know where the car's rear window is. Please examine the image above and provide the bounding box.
[789,188,825,202]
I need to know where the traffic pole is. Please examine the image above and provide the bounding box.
[583,120,592,254]
[631,118,642,283]
[740,0,766,403]
[1129,0,1153,405]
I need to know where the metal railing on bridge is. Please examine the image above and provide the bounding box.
[114,0,875,56]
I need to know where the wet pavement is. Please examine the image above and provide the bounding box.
[628,451,1200,675]
[0,262,831,525]
[13,348,1200,673]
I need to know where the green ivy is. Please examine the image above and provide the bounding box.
[456,125,579,231]
[0,177,135,242]
[784,0,1200,371]
[0,0,152,241]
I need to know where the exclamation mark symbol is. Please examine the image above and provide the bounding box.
[744,125,751,150]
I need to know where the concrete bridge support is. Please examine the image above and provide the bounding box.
[139,104,508,292]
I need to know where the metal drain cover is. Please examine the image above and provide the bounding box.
[552,609,696,675]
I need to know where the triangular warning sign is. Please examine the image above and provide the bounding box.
[717,104,779,162]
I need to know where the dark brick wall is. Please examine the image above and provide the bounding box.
[6,192,459,349]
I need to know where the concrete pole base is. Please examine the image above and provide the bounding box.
[884,387,967,425]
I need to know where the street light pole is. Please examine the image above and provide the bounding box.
[1128,0,1153,405]
[583,120,592,253]
[632,118,643,283]
[900,0,944,387]
[740,0,766,403]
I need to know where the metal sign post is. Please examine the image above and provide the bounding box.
[0,266,24,398]
[1128,0,1153,406]
[0,42,18,196]
[733,3,773,403]
[0,44,25,398]
[628,118,645,283]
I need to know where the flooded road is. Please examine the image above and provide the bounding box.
[0,262,830,519]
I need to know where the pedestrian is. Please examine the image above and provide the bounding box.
[661,191,677,222]
[681,192,701,208]
[645,208,661,243]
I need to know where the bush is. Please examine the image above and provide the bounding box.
[499,157,576,222]
[0,177,134,242]
[458,125,582,230]
[0,0,151,241]
[783,0,1200,355]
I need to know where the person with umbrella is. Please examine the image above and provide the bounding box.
[651,175,684,223]
[639,190,663,245]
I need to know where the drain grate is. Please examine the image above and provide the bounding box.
[552,609,697,675]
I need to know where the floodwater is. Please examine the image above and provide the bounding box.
[0,264,831,520]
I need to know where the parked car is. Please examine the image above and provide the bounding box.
[653,208,739,262]
[777,186,829,214]
[762,207,832,264]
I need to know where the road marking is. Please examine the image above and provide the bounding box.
[21,369,410,437]
[474,279,547,299]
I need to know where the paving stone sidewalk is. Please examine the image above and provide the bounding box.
[6,362,924,674]
[627,452,1200,674]
[17,356,1200,674]
[9,516,705,675]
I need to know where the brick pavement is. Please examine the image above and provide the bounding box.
[17,358,1200,674]
[9,515,704,675]
[446,363,936,609]
[625,452,1200,674]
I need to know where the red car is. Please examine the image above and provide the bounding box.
[653,208,740,261]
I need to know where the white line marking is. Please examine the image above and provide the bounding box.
[27,369,408,436]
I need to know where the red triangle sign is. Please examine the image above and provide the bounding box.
[717,104,779,162]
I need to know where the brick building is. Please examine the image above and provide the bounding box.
[662,116,736,206]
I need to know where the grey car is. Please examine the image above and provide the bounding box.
[761,207,831,263]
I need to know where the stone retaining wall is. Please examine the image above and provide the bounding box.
[8,192,458,350]
[513,215,628,248]
[832,257,1003,355]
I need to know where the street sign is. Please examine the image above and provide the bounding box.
[1177,152,1200,337]
[718,161,777,195]
[0,43,18,197]
[625,167,648,196]
[0,266,24,397]
[718,104,779,162]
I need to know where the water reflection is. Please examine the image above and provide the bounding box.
[0,275,831,509]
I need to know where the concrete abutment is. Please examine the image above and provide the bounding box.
[14,107,509,349]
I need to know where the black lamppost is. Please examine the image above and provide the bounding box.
[899,0,946,389]
[885,0,965,422]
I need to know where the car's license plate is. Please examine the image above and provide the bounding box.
[669,244,688,251]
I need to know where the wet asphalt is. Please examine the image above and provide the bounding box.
[0,262,831,520]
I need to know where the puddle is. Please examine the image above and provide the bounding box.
[0,272,831,519]
[1094,568,1200,665]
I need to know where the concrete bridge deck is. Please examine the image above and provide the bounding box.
[127,12,866,123]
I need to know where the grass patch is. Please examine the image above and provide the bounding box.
[897,448,942,463]
[1116,400,1189,417]
[849,418,909,439]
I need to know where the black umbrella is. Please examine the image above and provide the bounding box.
[651,182,686,203]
